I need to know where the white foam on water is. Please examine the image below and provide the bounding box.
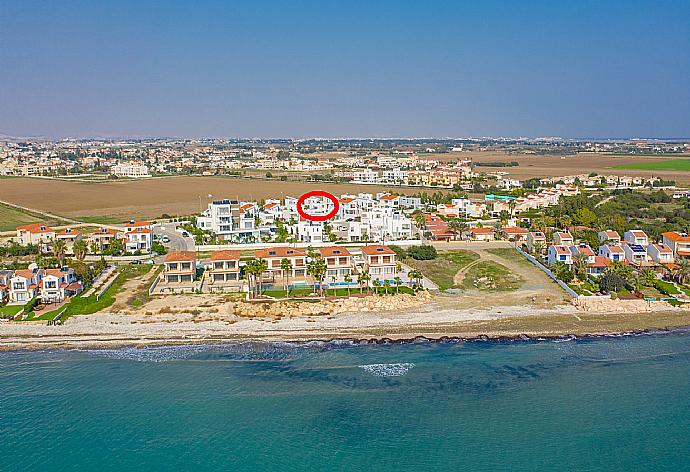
[358,363,415,377]
[84,345,211,363]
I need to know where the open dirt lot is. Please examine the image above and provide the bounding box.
[0,176,436,221]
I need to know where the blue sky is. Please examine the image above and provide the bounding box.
[1,0,688,138]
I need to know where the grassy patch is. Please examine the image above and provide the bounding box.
[612,159,690,171]
[654,279,680,296]
[72,215,126,225]
[406,250,479,291]
[461,261,524,291]
[0,305,23,318]
[0,203,66,231]
[485,247,533,267]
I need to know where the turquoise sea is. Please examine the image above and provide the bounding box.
[2,333,690,471]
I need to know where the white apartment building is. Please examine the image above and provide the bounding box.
[111,163,150,178]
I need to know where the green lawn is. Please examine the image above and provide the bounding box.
[461,260,525,292]
[654,279,680,296]
[612,159,690,171]
[0,305,24,318]
[406,250,480,291]
[0,203,66,232]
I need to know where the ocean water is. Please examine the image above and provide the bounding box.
[2,333,690,471]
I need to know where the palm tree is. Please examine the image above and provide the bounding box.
[508,199,517,217]
[674,258,690,285]
[73,239,88,260]
[572,253,588,281]
[89,241,100,255]
[373,278,381,294]
[447,219,468,240]
[280,258,292,294]
[394,276,402,294]
[383,279,391,295]
[640,268,657,287]
[357,270,370,293]
[407,269,423,290]
[245,258,268,298]
[53,239,67,266]
[307,257,327,297]
[344,273,352,296]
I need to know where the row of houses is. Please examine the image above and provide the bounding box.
[160,245,399,288]
[0,266,82,305]
[534,229,690,276]
[15,221,154,254]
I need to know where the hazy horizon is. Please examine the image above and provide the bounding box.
[1,0,689,139]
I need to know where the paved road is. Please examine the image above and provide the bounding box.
[153,222,196,254]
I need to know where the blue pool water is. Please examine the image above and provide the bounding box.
[2,332,690,471]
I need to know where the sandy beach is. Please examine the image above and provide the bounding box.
[3,291,690,350]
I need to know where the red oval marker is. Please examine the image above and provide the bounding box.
[296,190,340,222]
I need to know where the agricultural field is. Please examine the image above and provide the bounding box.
[425,150,690,184]
[611,159,690,171]
[0,176,443,222]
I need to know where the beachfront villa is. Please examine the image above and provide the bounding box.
[360,245,397,282]
[162,251,197,284]
[255,247,308,280]
[39,268,82,303]
[9,268,42,303]
[318,246,354,282]
[208,250,242,286]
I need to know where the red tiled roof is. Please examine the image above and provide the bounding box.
[57,229,82,237]
[588,256,611,268]
[662,231,690,243]
[471,227,494,234]
[164,251,196,262]
[255,247,306,259]
[127,221,151,227]
[360,245,395,256]
[126,227,152,234]
[210,250,241,261]
[503,227,529,234]
[17,223,54,233]
[318,246,352,257]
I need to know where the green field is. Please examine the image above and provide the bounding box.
[461,260,525,292]
[0,202,69,232]
[406,250,480,291]
[612,159,690,171]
